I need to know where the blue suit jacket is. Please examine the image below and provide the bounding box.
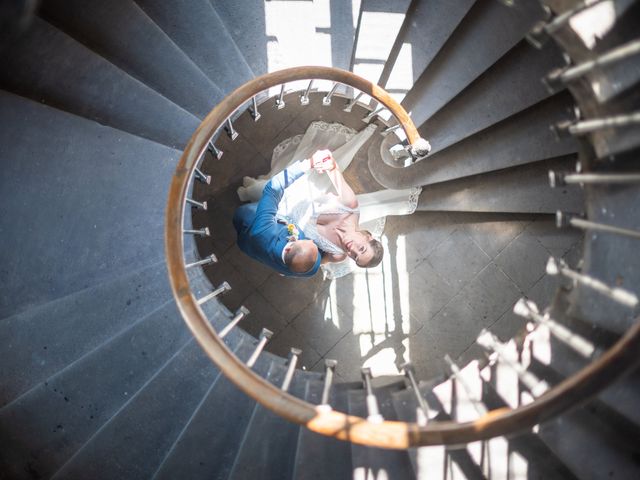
[233,160,321,277]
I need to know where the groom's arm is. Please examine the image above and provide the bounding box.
[250,159,311,235]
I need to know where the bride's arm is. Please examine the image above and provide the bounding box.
[324,158,358,209]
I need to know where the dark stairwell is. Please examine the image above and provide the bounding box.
[1,0,640,479]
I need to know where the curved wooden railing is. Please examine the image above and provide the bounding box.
[165,66,640,448]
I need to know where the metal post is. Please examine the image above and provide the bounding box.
[565,112,640,136]
[219,306,250,339]
[207,141,223,160]
[300,80,313,105]
[322,82,339,106]
[476,330,549,397]
[194,167,211,185]
[362,107,385,123]
[196,281,231,306]
[557,211,640,241]
[546,39,640,91]
[246,328,273,368]
[343,92,364,112]
[320,359,337,407]
[381,124,402,136]
[401,363,431,421]
[513,298,596,358]
[184,227,210,237]
[276,84,286,109]
[185,253,218,270]
[281,348,302,392]
[225,118,238,141]
[361,367,383,423]
[444,355,487,416]
[250,96,261,121]
[186,197,207,210]
[546,257,638,308]
[549,171,640,187]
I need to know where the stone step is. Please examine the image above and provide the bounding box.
[402,0,546,125]
[40,0,223,118]
[134,0,254,95]
[416,155,584,214]
[0,17,198,149]
[0,300,193,479]
[0,91,180,319]
[381,0,476,100]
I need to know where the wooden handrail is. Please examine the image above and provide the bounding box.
[165,66,640,448]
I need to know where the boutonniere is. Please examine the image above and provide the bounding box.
[287,223,299,241]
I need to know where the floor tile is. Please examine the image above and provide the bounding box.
[267,323,322,370]
[225,243,272,289]
[258,271,330,322]
[495,232,549,292]
[525,218,582,257]
[290,294,352,357]
[203,256,254,312]
[241,290,290,339]
[459,216,530,258]
[408,262,458,328]
[426,229,491,291]
[459,263,521,328]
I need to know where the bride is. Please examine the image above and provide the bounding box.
[238,120,421,277]
[284,149,384,269]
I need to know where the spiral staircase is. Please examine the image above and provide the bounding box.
[1,0,640,478]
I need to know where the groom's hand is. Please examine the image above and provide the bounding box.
[310,149,336,173]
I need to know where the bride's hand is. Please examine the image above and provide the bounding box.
[310,150,336,173]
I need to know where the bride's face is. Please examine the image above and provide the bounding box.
[344,231,373,267]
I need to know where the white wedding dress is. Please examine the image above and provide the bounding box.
[238,121,421,278]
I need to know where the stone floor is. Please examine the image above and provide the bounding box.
[190,90,582,382]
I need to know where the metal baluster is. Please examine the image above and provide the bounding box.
[276,84,286,109]
[545,39,640,92]
[184,227,210,237]
[343,92,364,112]
[186,197,207,211]
[219,306,250,339]
[476,330,549,397]
[300,80,313,105]
[224,119,238,140]
[549,171,640,187]
[320,359,337,408]
[185,253,218,270]
[401,362,432,422]
[527,0,606,48]
[513,298,596,358]
[443,355,487,416]
[322,82,339,106]
[557,211,640,241]
[554,112,640,138]
[281,348,302,392]
[194,167,211,185]
[196,281,231,306]
[362,107,385,123]
[381,124,402,136]
[207,141,223,160]
[546,257,639,308]
[362,367,383,423]
[250,96,261,121]
[246,328,274,368]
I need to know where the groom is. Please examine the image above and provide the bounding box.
[233,152,334,277]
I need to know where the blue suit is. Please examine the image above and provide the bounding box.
[233,160,321,277]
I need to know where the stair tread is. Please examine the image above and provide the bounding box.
[0,300,197,479]
[0,17,198,149]
[0,91,180,319]
[416,155,584,214]
[135,0,253,95]
[292,379,352,480]
[371,93,578,190]
[153,337,268,480]
[40,0,223,118]
[403,0,546,125]
[382,0,476,94]
[227,361,306,480]
[0,260,170,408]
[50,333,238,479]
